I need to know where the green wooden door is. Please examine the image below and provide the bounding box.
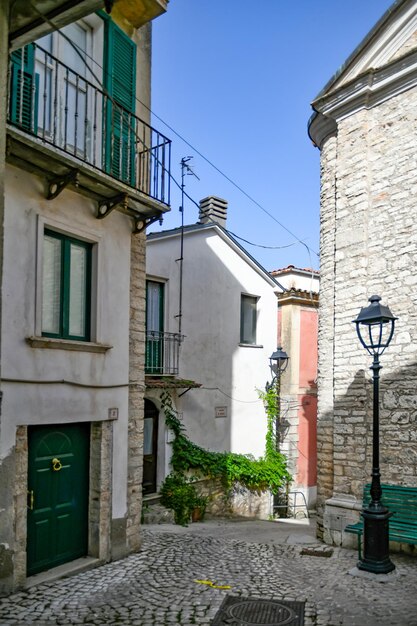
[27,423,90,576]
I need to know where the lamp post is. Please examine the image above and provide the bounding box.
[268,347,289,442]
[353,295,397,574]
[268,347,289,448]
[268,347,289,515]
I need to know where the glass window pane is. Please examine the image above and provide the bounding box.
[241,295,257,344]
[36,33,53,54]
[146,282,163,332]
[60,24,87,76]
[42,235,61,334]
[69,243,87,337]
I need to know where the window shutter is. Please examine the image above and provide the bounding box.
[9,44,39,133]
[103,17,136,184]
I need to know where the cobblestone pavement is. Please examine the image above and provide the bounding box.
[1,521,417,626]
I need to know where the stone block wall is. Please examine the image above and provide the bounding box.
[127,232,146,552]
[317,85,417,543]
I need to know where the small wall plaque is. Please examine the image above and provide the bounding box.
[215,406,227,418]
[108,407,119,419]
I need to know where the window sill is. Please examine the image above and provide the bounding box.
[239,343,264,349]
[26,336,113,353]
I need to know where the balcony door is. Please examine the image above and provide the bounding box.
[146,281,164,374]
[34,22,93,160]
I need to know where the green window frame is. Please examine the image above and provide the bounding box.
[240,294,258,345]
[42,229,92,341]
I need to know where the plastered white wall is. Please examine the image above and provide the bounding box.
[147,227,278,460]
[3,164,132,518]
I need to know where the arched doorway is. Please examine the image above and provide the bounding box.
[143,399,159,495]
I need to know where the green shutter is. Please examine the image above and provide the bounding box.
[102,16,136,185]
[9,44,39,133]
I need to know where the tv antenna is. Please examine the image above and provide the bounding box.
[175,157,200,335]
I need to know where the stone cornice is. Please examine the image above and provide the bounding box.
[308,111,337,149]
[278,288,319,308]
[309,48,417,148]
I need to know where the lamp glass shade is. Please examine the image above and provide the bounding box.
[353,295,397,356]
[269,347,289,374]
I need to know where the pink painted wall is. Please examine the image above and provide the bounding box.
[297,309,318,487]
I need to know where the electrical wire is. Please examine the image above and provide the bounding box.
[200,387,263,404]
[28,5,318,260]
[3,377,129,388]
[169,177,305,251]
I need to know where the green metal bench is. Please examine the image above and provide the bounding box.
[345,483,417,559]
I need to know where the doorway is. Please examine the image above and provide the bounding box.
[143,400,159,495]
[27,423,90,576]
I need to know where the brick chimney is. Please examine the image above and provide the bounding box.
[198,196,228,228]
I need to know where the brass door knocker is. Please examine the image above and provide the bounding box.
[52,457,63,472]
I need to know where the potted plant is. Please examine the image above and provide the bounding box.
[191,494,208,522]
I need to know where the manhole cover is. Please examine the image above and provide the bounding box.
[229,599,295,625]
[211,596,305,626]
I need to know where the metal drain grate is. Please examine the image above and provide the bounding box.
[211,596,305,626]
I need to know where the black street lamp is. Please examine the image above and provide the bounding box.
[268,347,289,516]
[269,347,289,384]
[267,347,289,445]
[353,295,397,574]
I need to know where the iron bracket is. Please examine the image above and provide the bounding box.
[47,170,79,200]
[133,215,161,235]
[97,193,129,220]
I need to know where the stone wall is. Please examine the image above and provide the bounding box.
[317,85,417,545]
[195,479,271,520]
[127,232,146,553]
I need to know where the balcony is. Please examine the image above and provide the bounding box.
[6,44,171,222]
[145,331,183,376]
[9,0,168,51]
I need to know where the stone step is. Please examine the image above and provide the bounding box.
[142,502,174,525]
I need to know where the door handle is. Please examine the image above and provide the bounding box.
[52,458,63,472]
[27,490,34,510]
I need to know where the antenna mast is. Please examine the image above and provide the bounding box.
[175,157,199,335]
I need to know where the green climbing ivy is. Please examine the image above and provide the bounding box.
[160,389,290,495]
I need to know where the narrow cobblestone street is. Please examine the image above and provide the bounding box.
[1,519,417,625]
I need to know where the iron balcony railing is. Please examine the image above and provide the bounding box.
[145,331,183,375]
[8,44,171,207]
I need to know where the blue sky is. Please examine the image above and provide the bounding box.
[150,0,394,272]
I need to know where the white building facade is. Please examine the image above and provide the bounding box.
[145,197,283,516]
[0,0,170,594]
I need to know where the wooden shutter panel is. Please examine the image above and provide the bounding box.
[103,17,136,184]
[9,44,38,133]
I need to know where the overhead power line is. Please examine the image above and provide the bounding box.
[28,4,318,259]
